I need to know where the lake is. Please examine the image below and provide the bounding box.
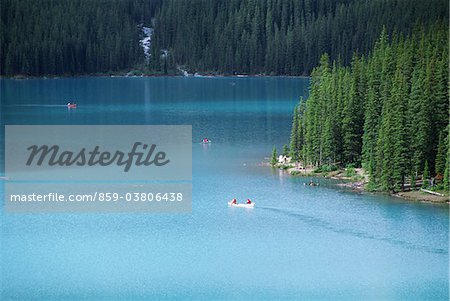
[0,77,448,300]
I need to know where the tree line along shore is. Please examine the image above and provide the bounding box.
[1,0,447,77]
[271,24,448,202]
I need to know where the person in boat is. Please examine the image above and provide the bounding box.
[246,199,252,204]
[231,198,237,204]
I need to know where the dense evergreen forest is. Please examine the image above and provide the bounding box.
[1,0,448,76]
[288,23,449,192]
[151,0,448,75]
[0,0,161,75]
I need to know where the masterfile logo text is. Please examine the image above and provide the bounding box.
[6,125,192,181]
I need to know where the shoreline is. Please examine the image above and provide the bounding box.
[268,161,449,204]
[0,73,310,80]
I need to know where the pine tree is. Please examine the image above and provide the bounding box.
[289,104,300,161]
[391,69,409,191]
[435,130,447,176]
[362,35,384,186]
[282,144,289,157]
[270,146,278,166]
[444,154,449,191]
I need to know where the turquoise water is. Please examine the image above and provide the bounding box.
[1,77,448,300]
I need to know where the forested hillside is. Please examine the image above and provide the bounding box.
[288,23,449,192]
[151,0,448,75]
[1,0,448,76]
[0,0,160,75]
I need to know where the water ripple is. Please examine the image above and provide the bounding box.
[258,206,448,255]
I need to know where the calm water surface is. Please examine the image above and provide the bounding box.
[0,77,448,300]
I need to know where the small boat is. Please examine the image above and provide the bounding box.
[201,138,211,144]
[304,181,319,186]
[67,103,77,109]
[227,201,255,208]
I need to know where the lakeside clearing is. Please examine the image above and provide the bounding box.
[267,158,449,204]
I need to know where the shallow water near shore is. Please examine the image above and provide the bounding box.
[1,77,448,300]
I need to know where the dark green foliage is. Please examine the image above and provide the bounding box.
[344,165,357,177]
[0,0,161,75]
[148,0,448,75]
[290,100,306,162]
[422,161,430,188]
[435,129,448,176]
[410,170,417,191]
[289,104,300,161]
[271,146,278,166]
[1,0,447,76]
[289,24,449,192]
[314,164,338,173]
[444,153,449,191]
[282,144,289,157]
[342,55,365,166]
